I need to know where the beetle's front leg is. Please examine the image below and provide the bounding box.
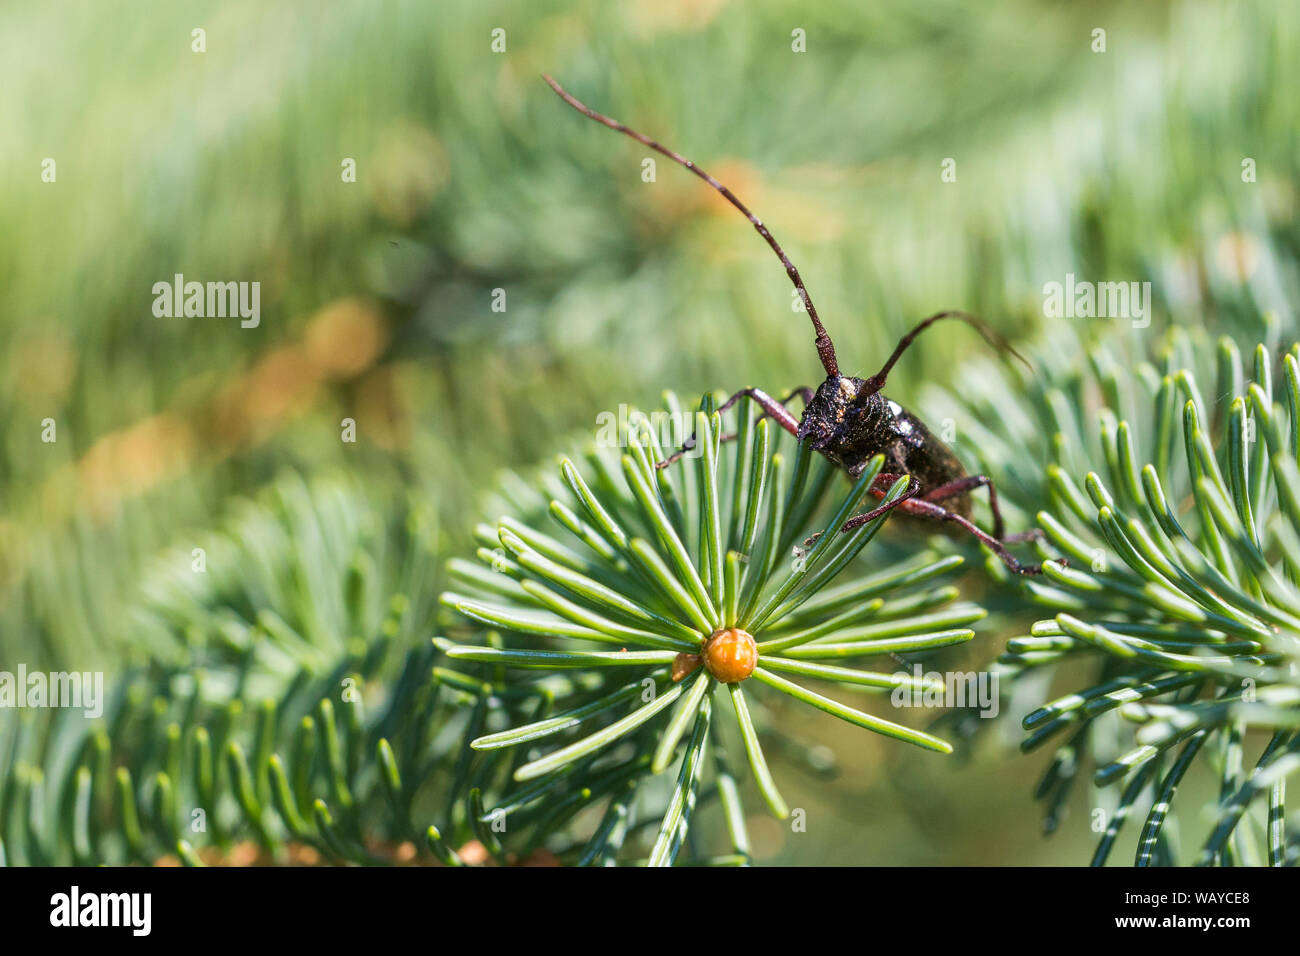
[798,473,913,550]
[838,473,920,533]
[656,387,808,469]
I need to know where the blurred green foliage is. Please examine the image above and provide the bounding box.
[1,0,1297,863]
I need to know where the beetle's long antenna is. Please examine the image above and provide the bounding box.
[543,74,840,378]
[862,310,1032,396]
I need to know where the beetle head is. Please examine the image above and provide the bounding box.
[797,375,889,452]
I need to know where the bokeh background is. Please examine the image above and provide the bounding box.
[2,0,1296,863]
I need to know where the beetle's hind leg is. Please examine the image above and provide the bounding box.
[897,497,1050,575]
[655,387,810,469]
[919,474,1003,539]
[920,474,1047,549]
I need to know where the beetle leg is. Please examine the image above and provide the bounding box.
[838,478,921,533]
[777,385,816,408]
[656,387,809,469]
[895,497,1050,575]
[797,475,916,550]
[715,387,814,442]
[1001,529,1045,544]
[922,474,1049,549]
[921,474,1004,540]
[721,385,812,416]
[795,473,911,549]
[811,472,1049,574]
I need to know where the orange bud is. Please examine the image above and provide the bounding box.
[703,628,758,683]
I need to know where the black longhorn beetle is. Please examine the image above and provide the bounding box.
[545,76,1050,575]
